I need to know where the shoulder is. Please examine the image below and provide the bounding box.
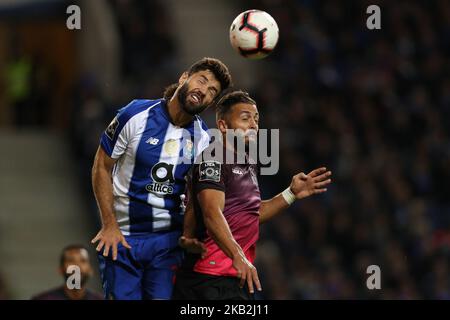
[31,287,65,300]
[116,99,163,122]
[85,289,104,300]
[105,99,164,140]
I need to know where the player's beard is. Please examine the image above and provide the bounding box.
[177,83,209,116]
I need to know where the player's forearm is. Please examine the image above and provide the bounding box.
[259,193,290,224]
[203,209,243,259]
[92,164,117,228]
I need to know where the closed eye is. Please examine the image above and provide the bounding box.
[209,87,218,96]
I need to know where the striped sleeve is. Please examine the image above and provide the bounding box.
[100,99,153,159]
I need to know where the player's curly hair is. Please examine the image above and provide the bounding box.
[215,89,256,120]
[163,83,179,100]
[163,57,233,100]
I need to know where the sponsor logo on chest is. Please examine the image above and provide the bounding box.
[145,162,175,195]
[146,137,159,145]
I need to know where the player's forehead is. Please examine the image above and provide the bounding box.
[231,102,258,116]
[64,248,89,261]
[191,70,221,89]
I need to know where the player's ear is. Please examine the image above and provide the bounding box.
[58,266,65,277]
[179,72,189,85]
[217,119,228,134]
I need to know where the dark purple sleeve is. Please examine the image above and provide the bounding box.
[193,161,227,193]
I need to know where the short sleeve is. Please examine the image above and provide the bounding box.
[193,160,227,194]
[100,99,149,159]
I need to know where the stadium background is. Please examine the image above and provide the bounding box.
[0,0,449,299]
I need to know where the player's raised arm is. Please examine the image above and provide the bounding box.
[198,188,262,293]
[91,146,131,260]
[259,167,332,224]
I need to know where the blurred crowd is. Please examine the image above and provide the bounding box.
[60,0,450,299]
[3,38,54,127]
[247,0,450,299]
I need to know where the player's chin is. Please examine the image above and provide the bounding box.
[183,102,208,116]
[245,135,257,144]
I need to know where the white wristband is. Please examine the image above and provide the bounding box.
[281,187,296,205]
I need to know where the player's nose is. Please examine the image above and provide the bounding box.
[197,85,207,97]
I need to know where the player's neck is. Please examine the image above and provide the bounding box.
[63,285,87,300]
[223,136,249,159]
[167,96,194,127]
[223,138,236,154]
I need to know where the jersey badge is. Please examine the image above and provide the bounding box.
[199,161,221,182]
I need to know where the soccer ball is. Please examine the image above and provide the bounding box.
[229,9,279,60]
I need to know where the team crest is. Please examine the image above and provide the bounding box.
[163,139,179,157]
[184,139,194,159]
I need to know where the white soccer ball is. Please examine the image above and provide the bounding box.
[229,9,279,60]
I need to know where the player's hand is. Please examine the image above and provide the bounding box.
[91,224,131,261]
[178,236,207,259]
[290,167,332,200]
[232,252,262,294]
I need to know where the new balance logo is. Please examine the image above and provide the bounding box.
[146,137,159,145]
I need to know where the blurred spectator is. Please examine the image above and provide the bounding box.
[3,33,54,127]
[31,245,103,300]
[4,38,33,126]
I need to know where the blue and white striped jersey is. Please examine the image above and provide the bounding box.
[100,98,210,236]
